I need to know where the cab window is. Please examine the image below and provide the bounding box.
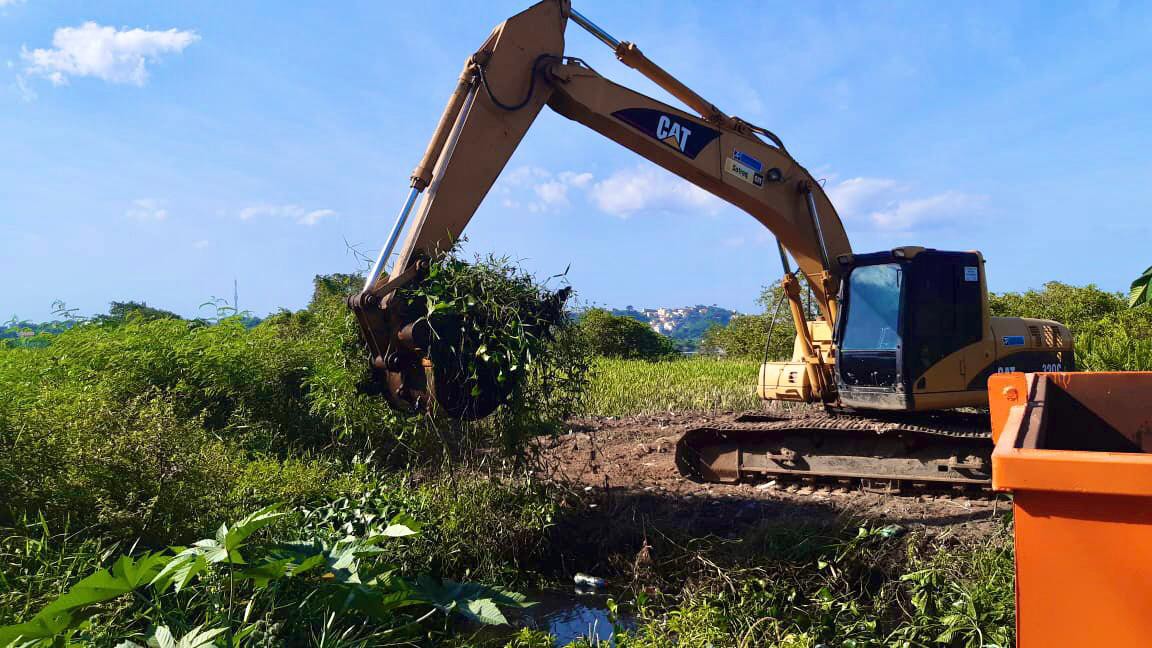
[841,264,902,351]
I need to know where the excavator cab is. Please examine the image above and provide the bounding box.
[835,247,986,411]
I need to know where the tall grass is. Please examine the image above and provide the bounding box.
[583,357,760,416]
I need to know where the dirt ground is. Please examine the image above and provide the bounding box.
[538,413,1006,540]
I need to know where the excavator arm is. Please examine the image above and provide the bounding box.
[350,0,850,417]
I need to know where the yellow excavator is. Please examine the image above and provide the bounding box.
[348,1,1074,491]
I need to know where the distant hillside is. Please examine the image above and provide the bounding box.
[611,305,738,351]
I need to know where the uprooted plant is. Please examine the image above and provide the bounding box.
[393,252,592,457]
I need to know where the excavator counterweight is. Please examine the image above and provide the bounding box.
[349,1,1075,490]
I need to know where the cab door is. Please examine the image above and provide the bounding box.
[902,251,985,404]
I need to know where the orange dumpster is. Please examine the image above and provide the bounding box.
[989,371,1152,647]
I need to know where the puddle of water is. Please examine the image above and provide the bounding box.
[518,590,634,646]
[465,588,634,646]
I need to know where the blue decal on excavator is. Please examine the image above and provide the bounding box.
[733,150,763,172]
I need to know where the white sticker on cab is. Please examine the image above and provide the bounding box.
[964,266,978,282]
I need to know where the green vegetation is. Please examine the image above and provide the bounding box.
[575,308,677,360]
[698,312,795,360]
[607,522,1014,648]
[0,501,539,646]
[18,270,1150,646]
[0,256,578,645]
[584,357,760,416]
[393,253,588,437]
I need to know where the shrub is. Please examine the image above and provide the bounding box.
[577,308,677,360]
[1132,266,1152,308]
[989,281,1129,331]
[0,286,397,539]
[698,313,796,360]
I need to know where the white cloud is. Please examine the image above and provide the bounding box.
[126,198,167,222]
[557,171,593,188]
[825,177,903,218]
[869,191,982,230]
[496,166,593,213]
[297,208,336,226]
[239,204,337,226]
[589,166,723,218]
[192,239,210,249]
[21,22,198,86]
[532,180,569,209]
[0,0,26,7]
[501,166,551,187]
[496,165,722,218]
[495,164,979,233]
[825,176,984,231]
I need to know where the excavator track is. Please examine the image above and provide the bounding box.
[675,409,992,493]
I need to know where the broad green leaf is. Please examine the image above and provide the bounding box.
[186,538,242,565]
[290,553,326,576]
[389,511,421,532]
[151,551,208,593]
[340,586,425,620]
[146,625,225,648]
[1129,266,1152,308]
[110,554,171,589]
[238,558,294,588]
[412,576,531,623]
[379,524,417,538]
[222,504,287,553]
[0,609,74,644]
[461,598,508,626]
[263,542,327,577]
[174,626,226,648]
[32,553,168,619]
[151,625,176,648]
[482,586,534,608]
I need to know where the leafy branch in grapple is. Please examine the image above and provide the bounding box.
[394,252,590,449]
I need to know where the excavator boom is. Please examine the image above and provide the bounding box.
[352,0,848,415]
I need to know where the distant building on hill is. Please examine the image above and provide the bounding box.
[609,304,738,351]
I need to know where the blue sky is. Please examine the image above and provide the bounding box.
[2,1,1149,321]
